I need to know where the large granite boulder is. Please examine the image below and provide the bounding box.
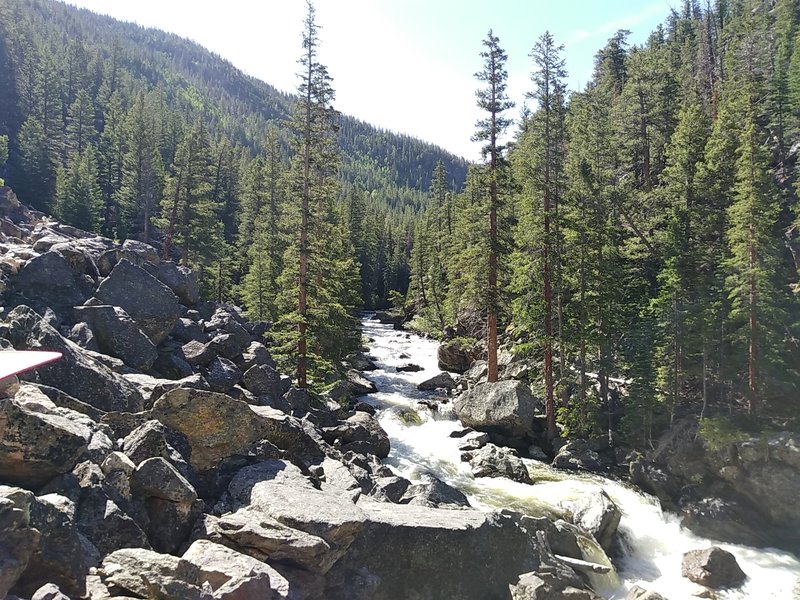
[0,486,40,598]
[157,261,199,306]
[94,259,181,345]
[454,380,540,440]
[561,489,621,552]
[461,443,532,484]
[224,460,366,573]
[73,305,157,371]
[152,388,322,471]
[325,502,541,600]
[322,411,390,458]
[0,305,144,412]
[681,546,747,589]
[437,339,480,373]
[0,397,92,487]
[417,371,457,391]
[193,509,333,573]
[9,251,87,315]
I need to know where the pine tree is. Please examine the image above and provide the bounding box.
[275,1,358,388]
[15,116,56,211]
[472,30,514,383]
[55,145,103,230]
[65,89,96,156]
[0,134,8,185]
[97,92,126,236]
[118,92,164,242]
[512,31,567,440]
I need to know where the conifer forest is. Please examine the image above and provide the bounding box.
[2,0,800,448]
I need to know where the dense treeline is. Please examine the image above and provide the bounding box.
[407,0,800,442]
[0,0,469,386]
[0,0,465,300]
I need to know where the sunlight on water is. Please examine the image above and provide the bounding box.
[359,315,800,600]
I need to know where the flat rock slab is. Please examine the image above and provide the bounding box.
[325,501,540,600]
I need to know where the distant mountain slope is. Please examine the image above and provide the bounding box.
[0,0,468,200]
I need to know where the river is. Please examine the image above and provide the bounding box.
[359,315,800,600]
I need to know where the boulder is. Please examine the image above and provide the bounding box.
[461,443,533,484]
[193,509,333,573]
[95,259,181,345]
[396,363,423,372]
[10,251,87,314]
[120,239,160,267]
[242,364,282,399]
[157,261,200,306]
[239,341,276,371]
[454,380,540,440]
[348,353,378,371]
[680,496,774,548]
[325,502,540,600]
[509,569,601,600]
[204,308,251,350]
[182,339,217,367]
[464,360,488,382]
[345,369,377,395]
[16,493,97,598]
[68,322,98,351]
[0,397,92,487]
[553,439,613,473]
[561,489,621,552]
[172,317,207,344]
[132,457,197,504]
[322,410,390,458]
[437,339,480,373]
[208,333,242,361]
[400,473,470,509]
[204,356,242,393]
[681,546,747,589]
[152,388,322,471]
[73,305,158,371]
[0,486,40,598]
[417,371,457,391]
[99,548,207,599]
[457,431,490,451]
[224,460,366,571]
[0,305,144,412]
[122,420,192,472]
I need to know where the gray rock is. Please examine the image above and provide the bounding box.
[553,439,613,473]
[17,492,98,598]
[454,380,540,440]
[157,261,199,306]
[208,333,241,360]
[681,546,747,589]
[120,239,160,267]
[0,397,92,487]
[69,321,99,351]
[182,540,281,599]
[509,569,601,600]
[152,389,322,471]
[400,473,471,509]
[204,308,251,350]
[183,339,216,367]
[346,369,377,395]
[204,356,242,393]
[348,353,378,371]
[325,502,540,600]
[172,317,207,344]
[242,364,282,398]
[132,457,197,504]
[224,460,366,571]
[462,443,533,484]
[10,251,87,314]
[322,411,390,458]
[396,363,423,372]
[417,371,457,391]
[95,259,181,345]
[0,305,144,412]
[192,509,333,573]
[0,486,40,598]
[437,339,480,373]
[100,548,208,599]
[153,350,195,380]
[457,431,490,451]
[73,305,158,371]
[561,489,621,552]
[239,341,276,371]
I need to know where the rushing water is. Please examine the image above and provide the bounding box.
[359,315,800,600]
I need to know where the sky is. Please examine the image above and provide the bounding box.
[62,0,676,160]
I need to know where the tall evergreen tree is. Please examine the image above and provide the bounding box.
[55,145,103,230]
[512,31,567,440]
[473,30,514,383]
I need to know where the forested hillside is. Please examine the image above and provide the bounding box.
[407,0,800,442]
[0,0,467,313]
